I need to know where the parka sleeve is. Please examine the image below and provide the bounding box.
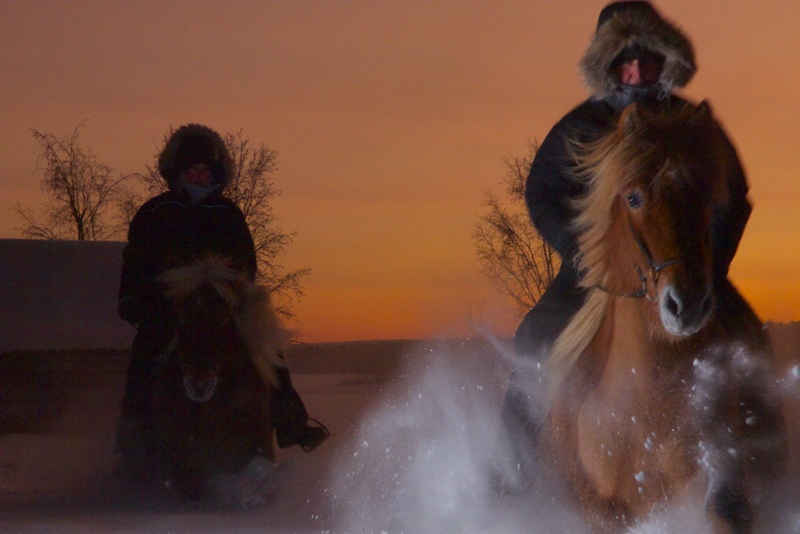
[525,122,583,265]
[118,206,160,307]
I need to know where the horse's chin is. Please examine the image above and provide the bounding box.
[184,376,218,403]
[661,318,705,338]
[659,304,711,338]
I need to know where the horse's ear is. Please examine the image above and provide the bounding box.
[620,103,644,137]
[693,100,713,120]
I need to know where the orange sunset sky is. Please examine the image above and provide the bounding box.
[1,1,798,343]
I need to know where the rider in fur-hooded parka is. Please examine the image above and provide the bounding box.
[503,3,764,488]
[115,124,330,471]
[514,0,756,357]
[118,124,257,330]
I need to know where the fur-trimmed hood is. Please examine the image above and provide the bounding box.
[579,2,696,100]
[158,124,234,190]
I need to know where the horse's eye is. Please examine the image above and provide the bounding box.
[627,192,643,209]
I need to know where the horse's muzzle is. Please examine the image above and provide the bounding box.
[660,284,714,337]
[183,374,218,403]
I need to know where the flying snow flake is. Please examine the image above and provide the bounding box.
[634,471,646,483]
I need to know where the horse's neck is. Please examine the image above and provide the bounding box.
[594,298,694,404]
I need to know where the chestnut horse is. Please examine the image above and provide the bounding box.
[151,257,288,505]
[537,102,786,533]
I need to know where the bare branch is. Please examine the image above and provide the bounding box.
[474,141,559,315]
[15,122,131,240]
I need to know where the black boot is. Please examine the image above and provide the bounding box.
[272,366,330,451]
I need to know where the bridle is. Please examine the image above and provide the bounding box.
[593,221,680,302]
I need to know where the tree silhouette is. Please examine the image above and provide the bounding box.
[474,142,559,313]
[14,122,130,240]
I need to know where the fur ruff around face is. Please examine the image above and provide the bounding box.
[157,124,234,190]
[579,4,696,99]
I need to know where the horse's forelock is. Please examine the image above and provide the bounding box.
[569,106,722,289]
[159,258,244,306]
[569,131,645,288]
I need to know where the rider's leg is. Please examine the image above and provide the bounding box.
[499,270,586,491]
[114,323,174,479]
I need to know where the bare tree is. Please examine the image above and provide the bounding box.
[123,128,309,320]
[474,142,559,314]
[223,129,310,319]
[14,122,130,240]
[112,137,167,234]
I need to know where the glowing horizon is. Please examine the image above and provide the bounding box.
[1,1,798,343]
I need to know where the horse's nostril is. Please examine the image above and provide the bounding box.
[665,290,680,316]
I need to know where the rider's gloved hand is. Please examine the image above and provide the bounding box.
[118,296,145,329]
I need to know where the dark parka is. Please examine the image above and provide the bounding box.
[514,1,755,354]
[118,124,257,330]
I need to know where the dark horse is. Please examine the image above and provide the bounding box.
[536,102,787,533]
[150,256,287,505]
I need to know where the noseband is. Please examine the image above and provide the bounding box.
[593,222,680,302]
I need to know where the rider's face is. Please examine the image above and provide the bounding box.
[619,57,663,86]
[182,164,213,186]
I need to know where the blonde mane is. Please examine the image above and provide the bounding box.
[544,122,643,401]
[158,257,243,306]
[157,257,289,387]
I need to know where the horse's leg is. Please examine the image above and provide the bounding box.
[698,366,756,533]
[698,384,753,533]
[207,376,279,508]
[154,397,210,500]
[706,468,752,534]
[259,383,276,461]
[171,463,208,500]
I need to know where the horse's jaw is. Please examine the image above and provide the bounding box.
[183,375,218,403]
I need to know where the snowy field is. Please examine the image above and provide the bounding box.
[1,334,799,533]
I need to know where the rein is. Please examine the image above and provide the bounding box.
[593,221,680,302]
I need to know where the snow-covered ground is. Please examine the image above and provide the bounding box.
[1,335,799,533]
